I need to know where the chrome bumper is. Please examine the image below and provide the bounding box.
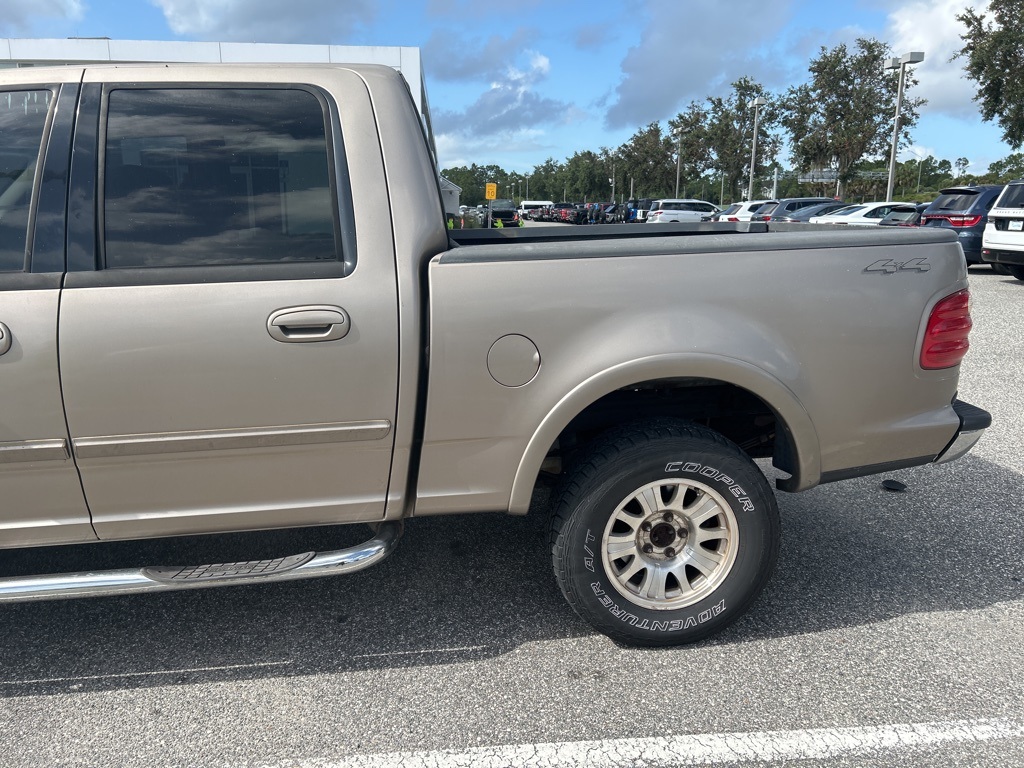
[934,400,992,464]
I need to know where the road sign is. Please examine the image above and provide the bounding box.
[485,183,497,200]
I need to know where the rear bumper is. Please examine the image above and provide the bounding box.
[982,247,1024,266]
[934,399,992,464]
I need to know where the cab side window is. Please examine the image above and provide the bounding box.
[0,90,53,272]
[102,88,339,269]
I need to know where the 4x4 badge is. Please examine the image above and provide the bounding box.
[864,258,931,274]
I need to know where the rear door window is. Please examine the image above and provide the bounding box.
[102,87,339,269]
[0,90,53,272]
[996,185,1024,208]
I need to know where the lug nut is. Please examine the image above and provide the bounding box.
[642,544,654,554]
[678,528,687,537]
[662,512,673,521]
[641,522,652,532]
[664,547,676,558]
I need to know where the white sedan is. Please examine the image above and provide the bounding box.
[808,202,901,226]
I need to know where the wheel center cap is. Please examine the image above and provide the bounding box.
[649,522,677,548]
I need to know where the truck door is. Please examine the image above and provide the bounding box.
[58,74,400,540]
[0,81,95,547]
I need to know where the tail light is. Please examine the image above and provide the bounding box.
[924,214,983,228]
[921,289,972,369]
[727,217,739,222]
[946,215,982,227]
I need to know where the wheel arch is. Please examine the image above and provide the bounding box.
[508,353,821,514]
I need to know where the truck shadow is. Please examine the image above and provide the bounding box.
[0,453,1020,697]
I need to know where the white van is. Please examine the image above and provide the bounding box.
[518,200,555,220]
[982,180,1024,280]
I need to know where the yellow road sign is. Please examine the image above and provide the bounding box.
[485,183,497,200]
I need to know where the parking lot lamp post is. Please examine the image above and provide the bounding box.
[746,96,766,201]
[885,51,925,202]
[525,174,529,199]
[675,129,682,198]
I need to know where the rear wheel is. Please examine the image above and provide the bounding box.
[550,421,780,646]
[992,264,1010,275]
[1007,265,1024,281]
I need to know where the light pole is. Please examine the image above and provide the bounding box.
[674,129,682,198]
[885,51,925,202]
[747,96,766,202]
[525,174,529,200]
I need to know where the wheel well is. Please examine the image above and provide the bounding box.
[542,377,795,479]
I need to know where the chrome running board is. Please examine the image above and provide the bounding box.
[0,522,401,603]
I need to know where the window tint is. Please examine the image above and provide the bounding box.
[997,184,1024,209]
[103,88,337,269]
[0,90,53,272]
[929,191,980,212]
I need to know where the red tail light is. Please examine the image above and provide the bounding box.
[925,214,983,228]
[947,215,982,227]
[727,217,739,222]
[921,289,972,369]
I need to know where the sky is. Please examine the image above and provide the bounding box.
[2,0,1012,176]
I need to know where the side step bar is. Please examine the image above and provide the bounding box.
[0,521,401,603]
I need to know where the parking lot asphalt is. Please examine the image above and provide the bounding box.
[0,266,1021,768]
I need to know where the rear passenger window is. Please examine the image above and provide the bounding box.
[102,88,338,269]
[0,90,53,272]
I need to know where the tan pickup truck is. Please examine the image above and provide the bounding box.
[0,63,989,645]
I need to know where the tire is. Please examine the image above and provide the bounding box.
[1006,265,1024,281]
[551,420,780,646]
[992,264,1010,276]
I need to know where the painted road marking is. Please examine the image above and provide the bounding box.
[251,717,1024,767]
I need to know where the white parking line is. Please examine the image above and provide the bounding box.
[0,661,294,685]
[350,646,488,659]
[252,717,1024,767]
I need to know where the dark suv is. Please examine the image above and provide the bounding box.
[920,185,1003,265]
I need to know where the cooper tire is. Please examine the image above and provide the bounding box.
[551,420,780,646]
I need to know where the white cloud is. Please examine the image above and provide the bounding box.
[885,0,984,120]
[151,0,375,43]
[603,0,792,129]
[0,0,82,34]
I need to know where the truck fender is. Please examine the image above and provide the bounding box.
[508,353,821,514]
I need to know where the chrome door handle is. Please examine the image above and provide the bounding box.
[0,322,10,356]
[267,306,350,343]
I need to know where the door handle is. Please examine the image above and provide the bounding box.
[0,322,10,356]
[267,306,350,343]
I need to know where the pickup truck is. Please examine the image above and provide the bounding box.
[0,63,990,646]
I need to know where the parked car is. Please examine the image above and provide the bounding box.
[753,201,848,223]
[809,202,901,226]
[981,179,1024,280]
[752,197,843,222]
[624,198,655,222]
[715,199,777,222]
[487,199,522,228]
[518,200,554,220]
[921,185,1004,266]
[878,203,930,227]
[646,198,719,223]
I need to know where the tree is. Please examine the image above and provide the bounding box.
[956,1,1024,148]
[703,78,781,202]
[783,38,923,199]
[667,102,713,198]
[984,153,1024,183]
[955,157,970,179]
[615,122,676,199]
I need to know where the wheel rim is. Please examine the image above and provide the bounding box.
[601,478,739,611]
